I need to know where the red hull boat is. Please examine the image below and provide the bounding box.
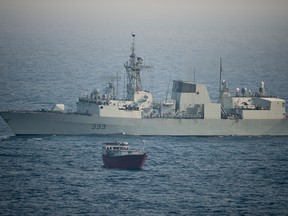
[102,141,147,170]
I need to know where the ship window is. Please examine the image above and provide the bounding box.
[100,106,103,109]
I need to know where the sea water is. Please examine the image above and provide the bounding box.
[0,24,288,215]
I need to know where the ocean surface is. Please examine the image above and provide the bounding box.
[1,23,288,215]
[0,136,288,215]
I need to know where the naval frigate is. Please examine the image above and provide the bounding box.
[1,34,288,136]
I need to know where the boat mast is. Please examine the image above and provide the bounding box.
[124,34,152,100]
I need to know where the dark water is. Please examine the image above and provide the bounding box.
[1,13,288,215]
[0,135,288,215]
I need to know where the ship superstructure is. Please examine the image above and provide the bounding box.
[1,34,287,136]
[76,33,154,119]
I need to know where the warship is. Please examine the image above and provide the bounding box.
[1,34,288,136]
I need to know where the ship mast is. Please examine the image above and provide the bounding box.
[218,57,223,102]
[124,34,152,100]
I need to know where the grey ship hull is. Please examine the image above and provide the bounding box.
[1,111,288,136]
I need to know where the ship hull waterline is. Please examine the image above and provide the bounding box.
[1,111,288,136]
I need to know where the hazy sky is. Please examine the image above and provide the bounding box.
[1,0,288,30]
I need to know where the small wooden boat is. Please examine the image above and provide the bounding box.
[102,141,147,170]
